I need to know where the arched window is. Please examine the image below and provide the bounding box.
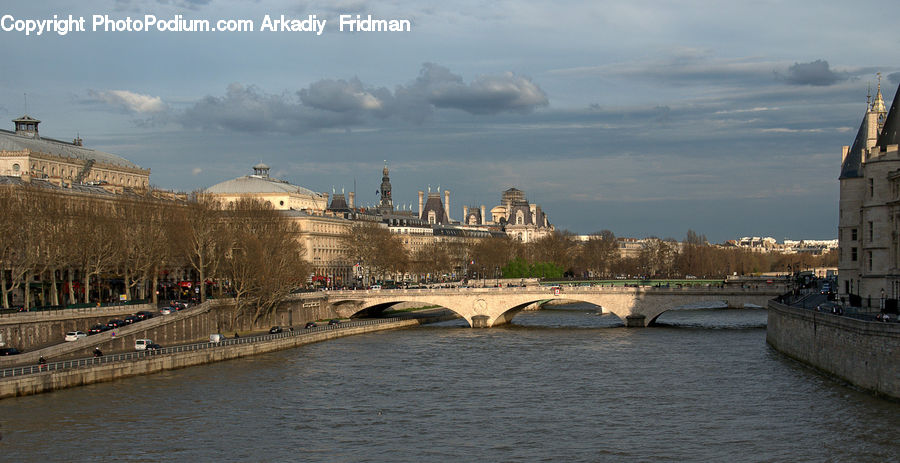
[516,211,524,225]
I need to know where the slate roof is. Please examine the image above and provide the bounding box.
[205,175,320,197]
[0,129,143,170]
[840,114,867,179]
[877,82,900,149]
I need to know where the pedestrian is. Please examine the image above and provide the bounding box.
[38,356,46,368]
[234,332,240,338]
[93,347,103,357]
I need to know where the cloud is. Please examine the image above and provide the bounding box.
[87,90,168,113]
[889,72,900,86]
[298,78,387,112]
[781,59,848,86]
[411,63,548,114]
[192,167,203,175]
[178,63,549,134]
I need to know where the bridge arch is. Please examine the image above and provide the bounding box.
[331,297,471,325]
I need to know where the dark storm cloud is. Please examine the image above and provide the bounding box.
[177,64,549,134]
[889,72,900,86]
[181,83,362,132]
[781,59,848,86]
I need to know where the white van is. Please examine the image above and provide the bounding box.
[209,333,224,343]
[135,338,153,350]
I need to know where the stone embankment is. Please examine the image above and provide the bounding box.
[0,317,432,399]
[767,300,900,400]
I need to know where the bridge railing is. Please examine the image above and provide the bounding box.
[0,317,401,379]
[322,285,783,297]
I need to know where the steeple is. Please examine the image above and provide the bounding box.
[876,81,900,150]
[377,160,393,215]
[872,73,887,129]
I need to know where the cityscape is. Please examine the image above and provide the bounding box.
[1,1,898,462]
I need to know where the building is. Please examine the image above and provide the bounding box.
[487,188,554,242]
[838,76,900,305]
[0,114,150,189]
[205,163,327,211]
[204,164,349,284]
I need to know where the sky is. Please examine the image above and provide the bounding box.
[1,0,898,243]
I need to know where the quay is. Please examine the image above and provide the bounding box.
[767,299,900,400]
[0,316,438,399]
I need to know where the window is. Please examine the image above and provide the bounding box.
[852,228,858,241]
[852,247,858,261]
[869,221,874,242]
[869,178,874,197]
[868,251,873,271]
[11,163,19,173]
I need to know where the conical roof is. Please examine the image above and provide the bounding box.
[840,114,867,179]
[877,82,900,149]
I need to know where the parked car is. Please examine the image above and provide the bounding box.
[269,326,283,334]
[304,322,317,329]
[0,347,21,356]
[106,319,125,329]
[159,307,173,315]
[146,343,162,350]
[328,319,341,326]
[65,331,87,342]
[123,315,139,325]
[88,324,106,335]
[135,339,153,350]
[134,311,154,321]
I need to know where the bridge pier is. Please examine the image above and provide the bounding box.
[625,314,646,328]
[471,315,490,328]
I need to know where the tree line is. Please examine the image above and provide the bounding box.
[0,187,307,324]
[341,226,837,283]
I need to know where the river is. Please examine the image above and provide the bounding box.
[1,303,898,462]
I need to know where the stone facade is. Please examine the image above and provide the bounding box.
[839,79,900,306]
[0,115,150,189]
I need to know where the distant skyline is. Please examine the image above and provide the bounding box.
[2,0,899,243]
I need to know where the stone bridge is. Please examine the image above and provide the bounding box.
[319,285,782,327]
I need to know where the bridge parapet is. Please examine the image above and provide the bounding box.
[320,285,778,328]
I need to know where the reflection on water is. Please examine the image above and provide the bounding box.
[1,304,897,462]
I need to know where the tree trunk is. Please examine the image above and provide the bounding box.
[83,271,90,304]
[1,270,8,309]
[125,268,132,301]
[67,268,75,305]
[51,268,59,306]
[24,270,31,309]
[151,266,159,305]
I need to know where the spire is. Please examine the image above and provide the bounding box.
[876,81,900,149]
[873,73,887,128]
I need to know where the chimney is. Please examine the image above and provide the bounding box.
[348,191,355,209]
[463,206,468,224]
[481,205,486,225]
[418,190,424,217]
[444,189,451,222]
[73,137,83,146]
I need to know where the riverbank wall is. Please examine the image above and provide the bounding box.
[766,300,900,400]
[0,318,422,399]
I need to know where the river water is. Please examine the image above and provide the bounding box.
[1,303,898,462]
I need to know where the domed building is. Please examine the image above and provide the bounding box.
[204,163,327,211]
[0,114,150,189]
